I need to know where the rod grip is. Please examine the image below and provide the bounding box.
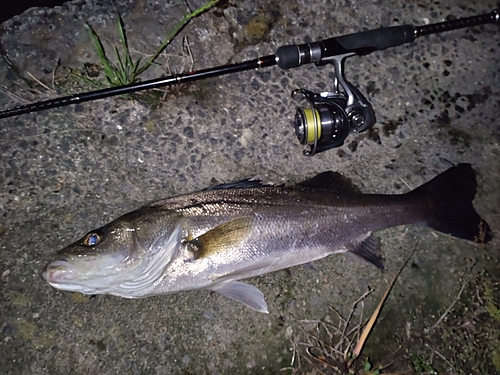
[276,24,415,69]
[333,24,415,54]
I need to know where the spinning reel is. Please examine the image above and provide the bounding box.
[291,55,376,155]
[1,7,497,158]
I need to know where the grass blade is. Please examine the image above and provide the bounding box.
[85,24,116,81]
[136,0,220,76]
[84,0,219,88]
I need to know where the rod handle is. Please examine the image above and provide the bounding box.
[276,25,415,69]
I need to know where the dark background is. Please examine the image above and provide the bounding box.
[2,0,67,24]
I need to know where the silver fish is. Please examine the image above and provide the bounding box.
[42,164,491,313]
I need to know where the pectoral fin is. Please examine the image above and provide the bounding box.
[188,217,252,259]
[207,281,268,313]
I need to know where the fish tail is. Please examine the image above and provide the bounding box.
[408,163,492,243]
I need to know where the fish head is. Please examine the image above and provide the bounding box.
[42,208,183,296]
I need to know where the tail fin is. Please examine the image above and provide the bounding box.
[408,163,492,243]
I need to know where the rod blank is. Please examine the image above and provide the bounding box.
[0,8,497,119]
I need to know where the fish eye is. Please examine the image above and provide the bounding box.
[82,232,101,247]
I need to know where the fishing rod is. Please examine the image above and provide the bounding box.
[1,8,498,155]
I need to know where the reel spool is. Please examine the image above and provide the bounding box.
[292,89,350,155]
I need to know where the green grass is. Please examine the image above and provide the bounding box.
[84,0,219,88]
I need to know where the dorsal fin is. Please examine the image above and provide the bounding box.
[298,171,361,194]
[204,178,282,191]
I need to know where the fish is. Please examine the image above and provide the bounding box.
[41,163,492,313]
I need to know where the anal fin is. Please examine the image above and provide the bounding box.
[347,234,385,270]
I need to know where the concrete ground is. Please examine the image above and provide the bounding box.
[0,0,499,374]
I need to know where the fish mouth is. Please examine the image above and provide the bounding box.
[41,259,76,284]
